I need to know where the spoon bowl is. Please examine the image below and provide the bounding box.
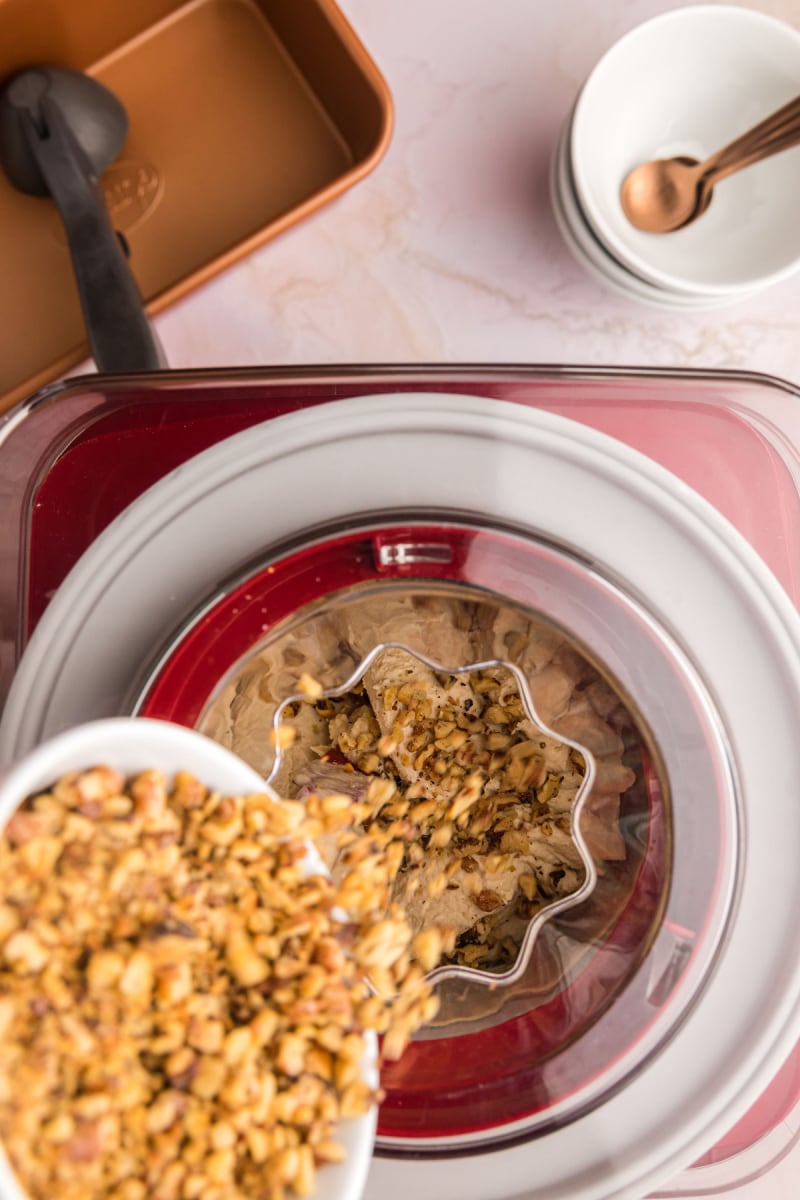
[619,156,702,233]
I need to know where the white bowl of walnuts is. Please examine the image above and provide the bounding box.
[0,718,391,1200]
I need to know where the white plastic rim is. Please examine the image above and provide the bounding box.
[569,5,800,296]
[3,395,800,1200]
[0,717,378,1200]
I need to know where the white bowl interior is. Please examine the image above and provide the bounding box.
[0,718,377,1200]
[570,5,800,295]
[550,113,749,310]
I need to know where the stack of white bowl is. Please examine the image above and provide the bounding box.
[550,5,800,310]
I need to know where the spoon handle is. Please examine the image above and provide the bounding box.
[713,105,800,165]
[702,94,800,180]
[705,117,800,184]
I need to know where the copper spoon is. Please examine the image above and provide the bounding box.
[620,93,800,233]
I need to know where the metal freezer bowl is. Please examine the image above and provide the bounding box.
[0,0,392,411]
[137,542,673,1051]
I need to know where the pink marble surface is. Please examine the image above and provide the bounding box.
[53,1,800,1196]
[140,0,800,390]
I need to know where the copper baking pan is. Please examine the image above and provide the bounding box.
[0,0,392,412]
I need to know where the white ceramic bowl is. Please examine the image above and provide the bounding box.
[550,107,753,310]
[570,5,800,296]
[0,717,377,1200]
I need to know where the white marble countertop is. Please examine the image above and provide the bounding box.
[144,0,800,390]
[38,1,800,1197]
